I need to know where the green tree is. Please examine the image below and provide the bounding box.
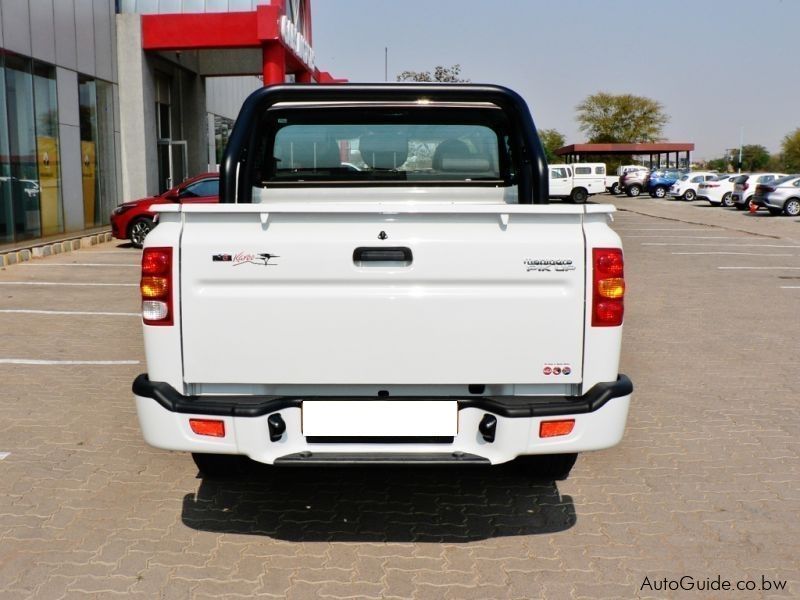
[739,144,770,171]
[706,157,729,172]
[397,64,470,83]
[576,92,668,143]
[780,128,800,172]
[539,128,565,163]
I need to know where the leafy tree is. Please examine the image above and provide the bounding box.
[780,128,800,172]
[739,144,770,171]
[539,128,565,163]
[576,92,668,143]
[706,157,729,172]
[397,64,470,83]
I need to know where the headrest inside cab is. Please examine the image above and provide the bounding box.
[359,133,409,169]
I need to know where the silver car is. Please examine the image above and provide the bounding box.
[753,175,800,216]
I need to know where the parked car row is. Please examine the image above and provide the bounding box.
[611,167,800,217]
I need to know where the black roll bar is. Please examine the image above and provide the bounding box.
[219,83,549,204]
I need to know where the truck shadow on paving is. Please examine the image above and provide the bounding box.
[181,463,576,542]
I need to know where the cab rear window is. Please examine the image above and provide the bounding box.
[251,106,514,186]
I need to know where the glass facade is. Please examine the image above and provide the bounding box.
[96,80,118,226]
[0,54,12,243]
[79,76,99,228]
[3,53,41,242]
[0,53,67,244]
[0,50,119,244]
[33,63,63,237]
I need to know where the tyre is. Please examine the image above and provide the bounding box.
[683,189,696,201]
[784,198,800,217]
[626,184,641,197]
[767,207,783,216]
[515,453,578,481]
[191,453,252,479]
[610,182,620,195]
[653,186,667,198]
[571,188,588,203]
[721,192,734,208]
[129,217,154,248]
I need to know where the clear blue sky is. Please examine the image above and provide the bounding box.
[312,0,800,159]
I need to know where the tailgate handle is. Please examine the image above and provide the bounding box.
[353,247,413,265]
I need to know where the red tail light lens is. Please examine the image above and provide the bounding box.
[742,182,749,191]
[141,247,173,326]
[592,248,625,327]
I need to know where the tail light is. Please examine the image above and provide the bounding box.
[742,182,749,191]
[592,248,625,327]
[141,247,173,326]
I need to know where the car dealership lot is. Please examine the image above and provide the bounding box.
[1,204,797,599]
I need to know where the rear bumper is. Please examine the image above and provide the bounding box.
[132,375,632,465]
[133,374,632,418]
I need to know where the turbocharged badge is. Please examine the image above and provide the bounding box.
[524,258,576,272]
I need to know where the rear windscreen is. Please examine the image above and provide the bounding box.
[251,106,514,186]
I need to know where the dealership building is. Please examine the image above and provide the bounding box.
[0,0,336,247]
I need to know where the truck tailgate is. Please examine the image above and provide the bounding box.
[179,204,586,385]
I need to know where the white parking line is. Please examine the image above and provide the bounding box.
[780,286,800,289]
[0,359,139,365]
[15,263,139,267]
[0,282,137,287]
[645,243,800,248]
[673,252,795,256]
[718,266,800,270]
[0,309,139,317]
[0,452,9,460]
[625,235,744,239]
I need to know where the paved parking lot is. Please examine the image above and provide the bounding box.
[1,197,798,599]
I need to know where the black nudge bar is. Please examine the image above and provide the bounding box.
[218,83,550,205]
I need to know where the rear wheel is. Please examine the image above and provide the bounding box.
[129,217,154,248]
[653,186,667,198]
[516,453,578,481]
[191,453,252,479]
[782,198,800,216]
[627,184,641,197]
[610,182,620,195]
[721,192,734,208]
[571,188,588,203]
[683,189,696,201]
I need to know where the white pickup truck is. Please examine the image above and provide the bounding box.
[132,84,632,481]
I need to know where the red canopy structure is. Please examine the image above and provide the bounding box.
[141,1,344,85]
[555,143,694,168]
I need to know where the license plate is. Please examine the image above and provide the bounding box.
[302,400,458,437]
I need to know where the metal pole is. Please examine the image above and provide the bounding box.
[738,127,744,173]
[385,47,388,82]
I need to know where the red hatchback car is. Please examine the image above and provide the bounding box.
[110,173,219,247]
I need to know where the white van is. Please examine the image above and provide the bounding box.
[549,163,606,203]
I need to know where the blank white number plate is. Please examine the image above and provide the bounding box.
[302,400,458,437]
